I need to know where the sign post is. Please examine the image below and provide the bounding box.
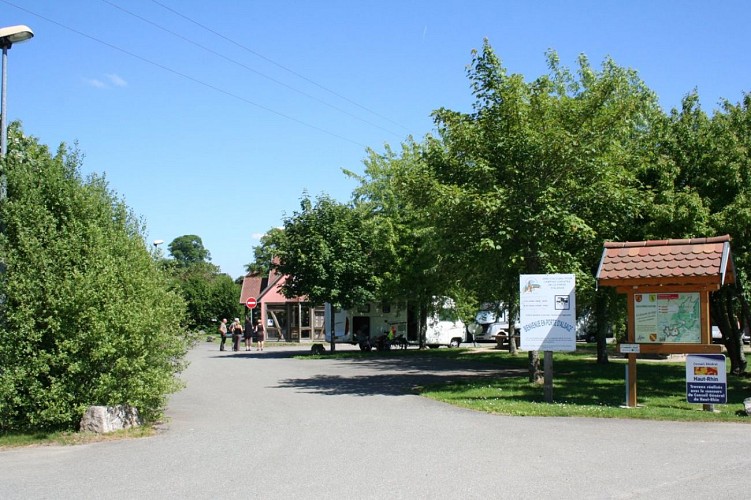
[519,274,576,403]
[245,296,257,323]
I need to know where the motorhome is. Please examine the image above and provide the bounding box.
[468,303,519,343]
[324,298,466,349]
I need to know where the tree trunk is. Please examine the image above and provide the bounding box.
[418,304,427,350]
[528,350,543,384]
[710,287,747,375]
[595,288,609,364]
[507,293,519,355]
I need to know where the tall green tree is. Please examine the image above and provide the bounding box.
[168,234,210,266]
[273,194,376,351]
[648,92,751,374]
[348,142,476,347]
[0,126,189,431]
[421,41,661,367]
[169,262,240,330]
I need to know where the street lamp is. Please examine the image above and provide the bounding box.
[1,25,34,158]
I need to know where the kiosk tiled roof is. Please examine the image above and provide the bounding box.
[596,235,735,288]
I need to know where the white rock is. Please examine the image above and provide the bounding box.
[80,405,141,434]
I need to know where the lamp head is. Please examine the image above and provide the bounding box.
[0,25,34,50]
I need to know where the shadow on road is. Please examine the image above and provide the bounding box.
[275,356,526,397]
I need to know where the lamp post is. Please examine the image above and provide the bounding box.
[0,25,34,158]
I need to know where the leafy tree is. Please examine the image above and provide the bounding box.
[273,194,376,351]
[168,234,210,266]
[246,227,285,276]
[0,126,190,431]
[649,92,751,374]
[169,261,240,330]
[348,142,476,347]
[421,41,661,368]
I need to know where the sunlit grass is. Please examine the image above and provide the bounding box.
[303,344,751,422]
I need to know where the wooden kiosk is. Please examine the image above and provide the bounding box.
[596,235,735,407]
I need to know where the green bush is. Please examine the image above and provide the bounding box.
[0,127,190,432]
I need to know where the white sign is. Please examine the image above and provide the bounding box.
[686,354,727,404]
[519,274,576,351]
[619,344,641,354]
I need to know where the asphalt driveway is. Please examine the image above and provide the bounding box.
[1,342,750,499]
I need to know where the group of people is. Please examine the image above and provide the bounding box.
[218,316,265,352]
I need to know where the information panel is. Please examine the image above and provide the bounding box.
[519,274,576,351]
[686,354,727,404]
[634,292,701,343]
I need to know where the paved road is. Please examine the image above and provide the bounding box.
[1,342,750,499]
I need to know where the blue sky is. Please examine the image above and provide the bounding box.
[1,0,749,279]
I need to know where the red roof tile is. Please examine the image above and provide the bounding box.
[597,235,735,287]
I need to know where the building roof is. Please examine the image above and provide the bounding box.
[596,235,735,289]
[239,268,306,304]
[239,272,266,304]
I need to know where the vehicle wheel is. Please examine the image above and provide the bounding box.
[449,338,461,348]
[359,343,371,352]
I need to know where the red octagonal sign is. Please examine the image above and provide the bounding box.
[245,297,257,309]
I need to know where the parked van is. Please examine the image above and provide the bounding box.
[324,298,466,349]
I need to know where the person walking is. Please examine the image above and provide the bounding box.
[231,318,243,352]
[254,318,265,351]
[218,318,228,351]
[244,315,254,351]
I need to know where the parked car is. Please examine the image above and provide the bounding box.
[711,325,751,344]
[711,326,722,344]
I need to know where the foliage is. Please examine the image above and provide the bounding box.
[347,143,475,341]
[168,261,241,330]
[163,235,241,330]
[0,126,190,432]
[274,194,376,309]
[168,234,210,266]
[245,227,284,276]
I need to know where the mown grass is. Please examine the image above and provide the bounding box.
[304,344,751,422]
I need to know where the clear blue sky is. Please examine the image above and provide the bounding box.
[2,1,749,279]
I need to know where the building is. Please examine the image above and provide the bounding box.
[239,270,325,342]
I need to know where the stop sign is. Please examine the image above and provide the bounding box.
[245,297,257,309]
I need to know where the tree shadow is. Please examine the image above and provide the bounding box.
[275,356,526,396]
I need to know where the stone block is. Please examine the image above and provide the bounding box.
[80,405,141,434]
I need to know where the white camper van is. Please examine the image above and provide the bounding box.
[324,298,466,350]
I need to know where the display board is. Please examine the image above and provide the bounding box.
[519,274,576,351]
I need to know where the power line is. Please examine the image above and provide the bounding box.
[101,0,404,139]
[0,0,370,148]
[148,0,413,134]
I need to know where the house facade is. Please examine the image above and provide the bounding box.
[239,270,325,342]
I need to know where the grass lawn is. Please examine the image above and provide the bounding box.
[307,344,751,423]
[0,426,156,449]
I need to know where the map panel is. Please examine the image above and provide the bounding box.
[634,292,701,343]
